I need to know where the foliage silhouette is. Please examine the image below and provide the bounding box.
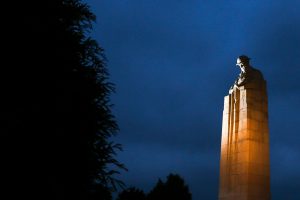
[2,0,125,199]
[116,187,146,200]
[147,174,192,200]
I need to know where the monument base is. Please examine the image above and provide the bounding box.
[219,82,270,200]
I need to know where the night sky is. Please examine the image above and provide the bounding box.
[85,1,300,199]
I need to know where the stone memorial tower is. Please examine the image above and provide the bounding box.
[218,55,270,200]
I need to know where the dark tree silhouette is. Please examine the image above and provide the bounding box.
[147,174,192,200]
[116,187,146,200]
[2,1,125,199]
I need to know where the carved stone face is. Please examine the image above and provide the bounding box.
[236,58,247,73]
[236,58,243,67]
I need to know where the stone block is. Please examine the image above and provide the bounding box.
[237,141,250,152]
[238,118,248,131]
[247,174,267,185]
[237,152,250,162]
[247,109,265,121]
[245,89,264,101]
[237,174,249,185]
[247,118,262,131]
[248,130,264,141]
[237,130,247,140]
[233,163,249,174]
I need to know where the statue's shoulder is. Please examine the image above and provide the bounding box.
[250,66,264,80]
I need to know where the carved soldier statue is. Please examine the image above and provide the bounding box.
[229,55,264,94]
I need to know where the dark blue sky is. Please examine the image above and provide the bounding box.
[85,1,300,199]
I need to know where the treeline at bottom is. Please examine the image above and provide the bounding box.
[116,173,192,200]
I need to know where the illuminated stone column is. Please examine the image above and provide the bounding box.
[219,56,270,200]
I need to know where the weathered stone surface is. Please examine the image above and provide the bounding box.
[219,57,270,200]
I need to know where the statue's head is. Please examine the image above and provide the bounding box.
[236,55,250,71]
